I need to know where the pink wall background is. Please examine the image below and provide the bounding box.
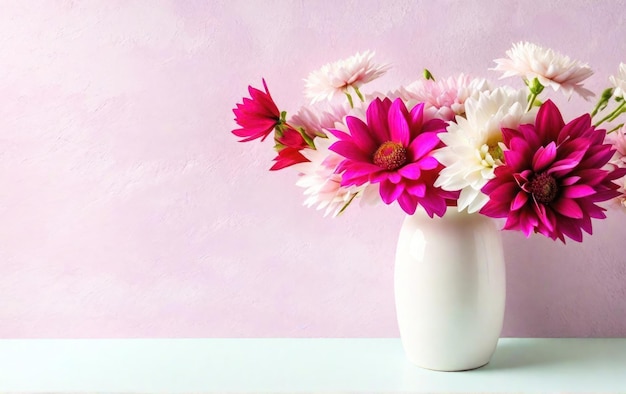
[1,0,625,338]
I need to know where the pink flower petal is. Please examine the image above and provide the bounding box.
[488,181,519,202]
[558,217,583,242]
[406,182,426,197]
[366,98,391,144]
[379,180,405,204]
[579,214,593,234]
[508,136,534,161]
[558,113,591,142]
[532,142,557,172]
[560,176,581,186]
[480,199,509,218]
[532,202,553,232]
[397,193,418,215]
[327,128,353,141]
[270,148,309,171]
[552,198,584,219]
[582,147,615,169]
[342,162,384,178]
[516,171,534,192]
[329,141,370,162]
[278,128,308,148]
[517,124,542,150]
[535,100,565,142]
[578,199,607,219]
[397,163,422,180]
[562,184,596,198]
[502,214,520,230]
[510,191,528,210]
[388,99,411,146]
[501,127,519,146]
[388,171,403,184]
[409,103,425,136]
[418,156,440,170]
[541,206,558,232]
[518,209,538,237]
[340,171,371,187]
[408,132,441,160]
[419,194,447,218]
[482,172,512,195]
[503,150,527,171]
[346,116,377,153]
[547,149,585,176]
[422,118,448,134]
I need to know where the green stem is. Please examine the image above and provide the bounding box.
[608,106,626,122]
[296,126,316,148]
[345,92,354,108]
[591,88,614,117]
[594,101,626,127]
[607,123,624,134]
[353,86,365,102]
[591,100,604,118]
[337,192,358,216]
[526,92,538,112]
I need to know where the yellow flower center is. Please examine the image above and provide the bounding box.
[373,141,407,170]
[488,143,504,162]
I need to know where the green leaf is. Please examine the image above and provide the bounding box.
[423,69,435,81]
[528,77,545,95]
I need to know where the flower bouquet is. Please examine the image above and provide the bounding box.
[231,43,626,370]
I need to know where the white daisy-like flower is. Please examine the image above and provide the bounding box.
[493,42,594,100]
[304,51,390,103]
[399,74,490,120]
[609,62,626,98]
[433,87,537,213]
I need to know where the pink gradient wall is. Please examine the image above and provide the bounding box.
[1,0,625,338]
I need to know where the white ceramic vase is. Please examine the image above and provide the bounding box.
[394,208,506,371]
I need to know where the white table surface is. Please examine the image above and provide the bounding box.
[0,338,624,393]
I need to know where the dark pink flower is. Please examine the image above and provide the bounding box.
[480,100,626,242]
[232,79,281,142]
[328,97,458,217]
[270,128,310,171]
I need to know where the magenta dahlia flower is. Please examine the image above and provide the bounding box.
[328,97,458,217]
[480,100,626,242]
[232,79,281,142]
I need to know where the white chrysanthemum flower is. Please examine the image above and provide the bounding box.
[399,74,490,120]
[434,87,537,213]
[609,62,626,98]
[294,135,375,217]
[304,51,390,103]
[289,102,351,138]
[493,42,594,100]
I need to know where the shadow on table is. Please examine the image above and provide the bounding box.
[481,338,608,371]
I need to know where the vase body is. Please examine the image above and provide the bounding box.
[394,208,506,371]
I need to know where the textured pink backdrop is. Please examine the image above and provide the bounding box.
[0,0,625,338]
